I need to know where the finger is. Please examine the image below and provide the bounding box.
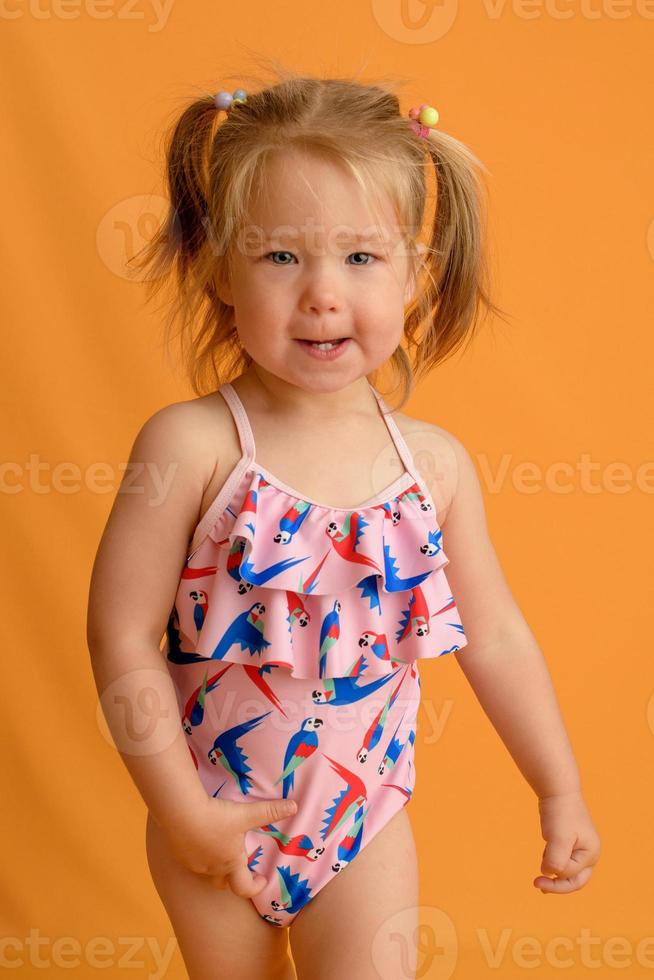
[543,842,597,880]
[540,837,575,877]
[225,860,267,899]
[534,866,593,893]
[236,796,298,831]
[570,840,602,866]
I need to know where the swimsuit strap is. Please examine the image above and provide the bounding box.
[218,382,256,462]
[368,383,420,483]
[219,379,420,484]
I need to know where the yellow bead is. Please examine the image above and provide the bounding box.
[419,106,439,127]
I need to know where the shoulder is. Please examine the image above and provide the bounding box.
[129,391,232,485]
[88,392,238,651]
[393,411,477,525]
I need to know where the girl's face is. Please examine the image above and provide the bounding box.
[215,150,416,393]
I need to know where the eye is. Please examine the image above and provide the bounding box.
[265,251,297,265]
[348,252,377,266]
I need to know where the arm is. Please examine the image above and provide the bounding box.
[436,429,601,892]
[86,403,215,828]
[87,402,296,894]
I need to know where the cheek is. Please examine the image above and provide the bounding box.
[357,316,405,357]
[235,320,288,366]
[234,284,288,333]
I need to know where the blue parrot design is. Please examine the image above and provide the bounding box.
[311,664,403,706]
[165,606,206,664]
[239,551,309,587]
[331,803,371,872]
[318,599,341,678]
[207,709,272,794]
[273,499,312,544]
[209,601,271,660]
[275,717,324,798]
[419,527,443,558]
[189,588,208,632]
[182,663,233,733]
[267,865,314,921]
[379,722,415,776]
[383,542,434,592]
[355,573,383,613]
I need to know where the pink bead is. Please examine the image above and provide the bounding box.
[214,91,233,111]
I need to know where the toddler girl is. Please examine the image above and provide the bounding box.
[87,68,601,980]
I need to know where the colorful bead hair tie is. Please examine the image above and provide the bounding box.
[408,103,439,138]
[214,88,247,114]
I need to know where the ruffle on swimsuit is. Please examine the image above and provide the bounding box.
[167,381,468,680]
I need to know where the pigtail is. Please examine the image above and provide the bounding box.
[128,95,246,389]
[130,96,218,288]
[403,128,508,389]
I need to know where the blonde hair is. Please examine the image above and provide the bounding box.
[131,60,508,410]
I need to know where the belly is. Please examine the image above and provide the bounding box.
[168,658,419,799]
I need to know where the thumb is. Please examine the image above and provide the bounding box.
[238,796,297,830]
[225,859,268,899]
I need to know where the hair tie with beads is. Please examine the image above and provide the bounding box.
[214,89,248,114]
[408,103,439,138]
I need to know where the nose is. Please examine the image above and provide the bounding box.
[299,266,344,315]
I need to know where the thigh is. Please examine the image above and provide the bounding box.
[289,806,420,980]
[144,811,296,980]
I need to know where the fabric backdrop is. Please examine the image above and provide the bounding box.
[2,4,652,977]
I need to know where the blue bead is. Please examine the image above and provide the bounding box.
[232,88,247,101]
[214,91,233,110]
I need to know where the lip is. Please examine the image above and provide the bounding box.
[295,338,351,360]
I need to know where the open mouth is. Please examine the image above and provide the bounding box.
[297,338,348,350]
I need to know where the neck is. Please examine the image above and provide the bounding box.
[234,365,380,421]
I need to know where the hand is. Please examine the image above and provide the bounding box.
[534,790,601,894]
[155,794,297,898]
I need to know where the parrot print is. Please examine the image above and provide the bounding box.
[162,380,469,927]
[275,717,324,798]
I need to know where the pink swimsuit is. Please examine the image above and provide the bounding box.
[163,380,468,927]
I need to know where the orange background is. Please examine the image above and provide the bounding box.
[2,2,652,977]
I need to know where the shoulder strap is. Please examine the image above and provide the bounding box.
[369,384,420,482]
[218,383,256,462]
[221,380,419,482]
